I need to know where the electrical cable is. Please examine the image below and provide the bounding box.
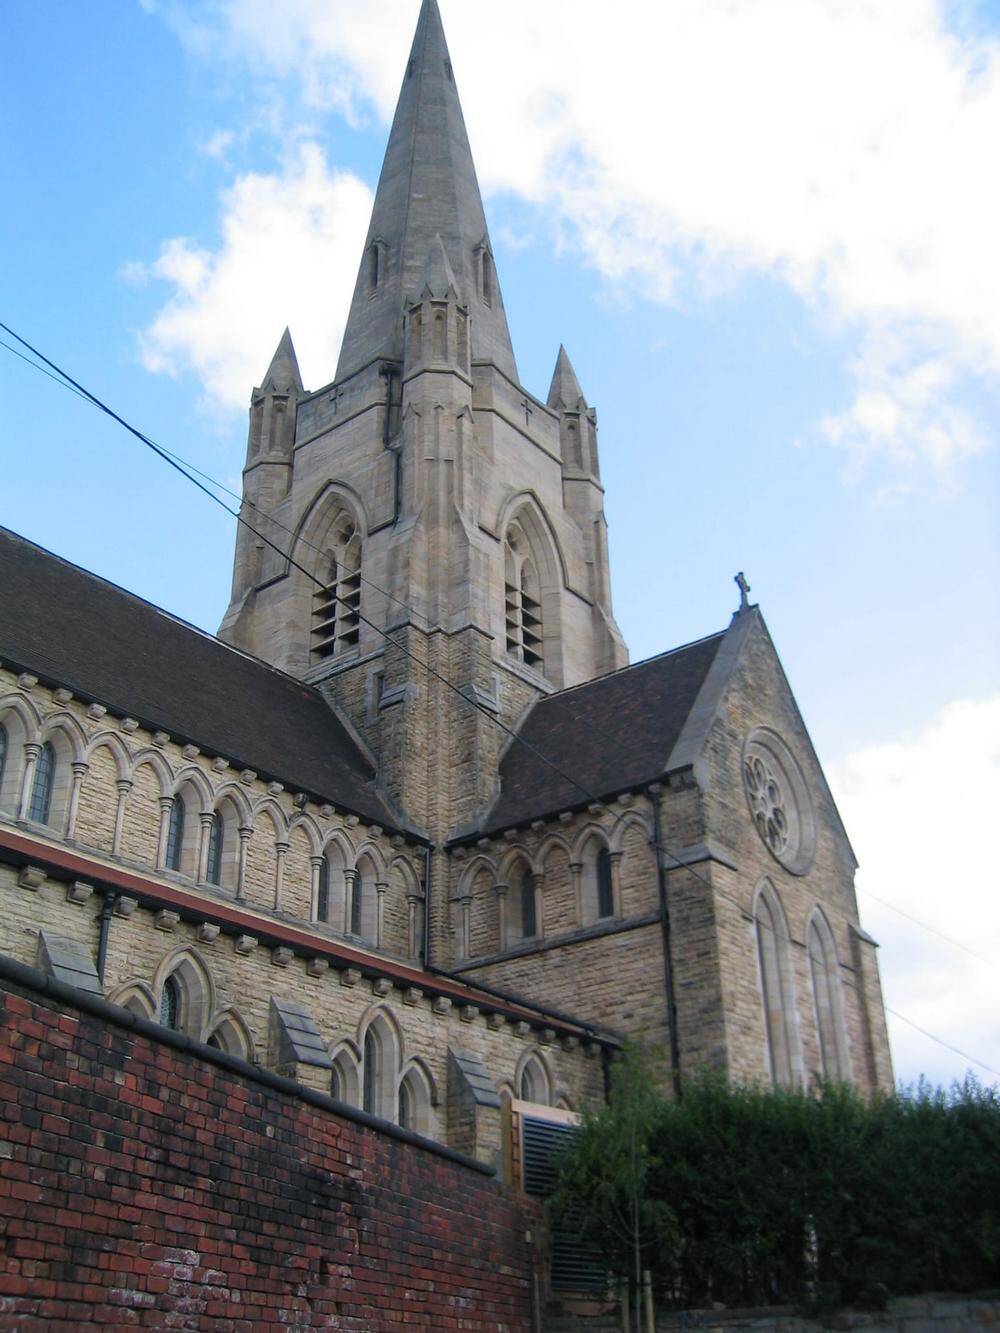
[4,320,996,1083]
[858,887,998,973]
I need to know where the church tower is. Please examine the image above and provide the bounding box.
[219,0,627,837]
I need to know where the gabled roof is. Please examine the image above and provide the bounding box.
[465,629,729,838]
[0,528,407,834]
[334,0,517,381]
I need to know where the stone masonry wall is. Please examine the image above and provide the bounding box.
[0,965,541,1330]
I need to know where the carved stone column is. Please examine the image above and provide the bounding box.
[18,743,40,819]
[495,883,509,951]
[376,882,389,949]
[609,850,624,918]
[569,861,583,926]
[236,825,253,900]
[344,869,359,934]
[65,762,89,839]
[111,779,133,855]
[274,840,290,911]
[197,812,214,882]
[309,855,325,922]
[156,796,174,870]
[406,892,423,959]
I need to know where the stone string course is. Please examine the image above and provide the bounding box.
[0,971,540,1331]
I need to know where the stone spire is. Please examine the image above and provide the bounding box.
[335,0,517,382]
[547,345,587,411]
[261,327,303,394]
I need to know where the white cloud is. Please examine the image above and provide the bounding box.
[829,696,1000,1088]
[130,143,372,411]
[139,0,999,479]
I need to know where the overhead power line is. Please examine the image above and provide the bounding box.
[4,320,997,1087]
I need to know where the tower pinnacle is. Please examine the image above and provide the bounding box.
[547,345,587,411]
[335,0,517,382]
[261,328,303,394]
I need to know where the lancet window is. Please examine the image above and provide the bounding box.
[205,812,223,886]
[504,522,544,671]
[754,882,801,1088]
[311,511,362,664]
[165,798,185,872]
[28,741,55,825]
[160,975,181,1030]
[0,726,7,797]
[807,914,849,1082]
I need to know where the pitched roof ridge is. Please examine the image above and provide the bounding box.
[541,627,729,703]
[0,525,326,703]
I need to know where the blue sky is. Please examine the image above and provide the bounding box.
[2,0,998,1087]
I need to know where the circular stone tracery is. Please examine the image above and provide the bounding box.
[741,729,816,876]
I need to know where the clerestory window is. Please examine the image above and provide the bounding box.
[165,797,185,872]
[28,741,55,825]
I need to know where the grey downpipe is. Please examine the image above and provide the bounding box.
[96,890,117,983]
[649,787,683,1100]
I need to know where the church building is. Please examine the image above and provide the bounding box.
[0,0,893,1183]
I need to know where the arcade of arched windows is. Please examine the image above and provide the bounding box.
[451,817,653,960]
[0,686,422,961]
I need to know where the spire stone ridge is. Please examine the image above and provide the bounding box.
[334,0,517,381]
[547,344,587,411]
[261,327,304,394]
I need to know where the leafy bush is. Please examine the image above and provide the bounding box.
[552,1050,1000,1311]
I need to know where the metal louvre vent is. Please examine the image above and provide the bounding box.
[522,1115,607,1293]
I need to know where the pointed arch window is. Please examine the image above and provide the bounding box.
[160,975,181,1030]
[350,870,364,937]
[0,726,7,796]
[596,847,614,920]
[28,741,55,825]
[505,523,544,672]
[165,797,185,872]
[205,812,223,886]
[520,867,537,940]
[363,1028,379,1116]
[398,1077,413,1130]
[311,512,362,664]
[480,249,494,307]
[754,884,801,1088]
[808,915,849,1082]
[317,856,330,923]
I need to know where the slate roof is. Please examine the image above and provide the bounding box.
[0,528,406,834]
[469,631,727,838]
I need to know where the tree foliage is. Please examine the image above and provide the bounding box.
[552,1053,1000,1311]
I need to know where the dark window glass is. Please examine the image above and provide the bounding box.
[398,1080,411,1130]
[206,812,223,885]
[28,742,55,824]
[363,1030,377,1115]
[165,797,185,871]
[351,871,363,936]
[597,847,614,919]
[521,869,536,939]
[0,726,7,792]
[160,975,180,1030]
[317,857,330,922]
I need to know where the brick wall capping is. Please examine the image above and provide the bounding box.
[0,955,497,1176]
[0,654,428,845]
[0,827,615,1045]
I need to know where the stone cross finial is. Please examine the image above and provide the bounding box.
[735,571,751,611]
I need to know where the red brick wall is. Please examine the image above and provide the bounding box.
[0,970,539,1330]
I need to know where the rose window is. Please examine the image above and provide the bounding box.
[741,730,817,876]
[744,755,789,857]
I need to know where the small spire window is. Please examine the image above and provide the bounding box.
[311,512,362,664]
[28,741,55,825]
[368,242,381,293]
[480,249,494,307]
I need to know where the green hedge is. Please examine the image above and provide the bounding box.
[552,1058,1000,1311]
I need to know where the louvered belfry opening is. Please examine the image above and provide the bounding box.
[504,522,544,672]
[311,513,362,664]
